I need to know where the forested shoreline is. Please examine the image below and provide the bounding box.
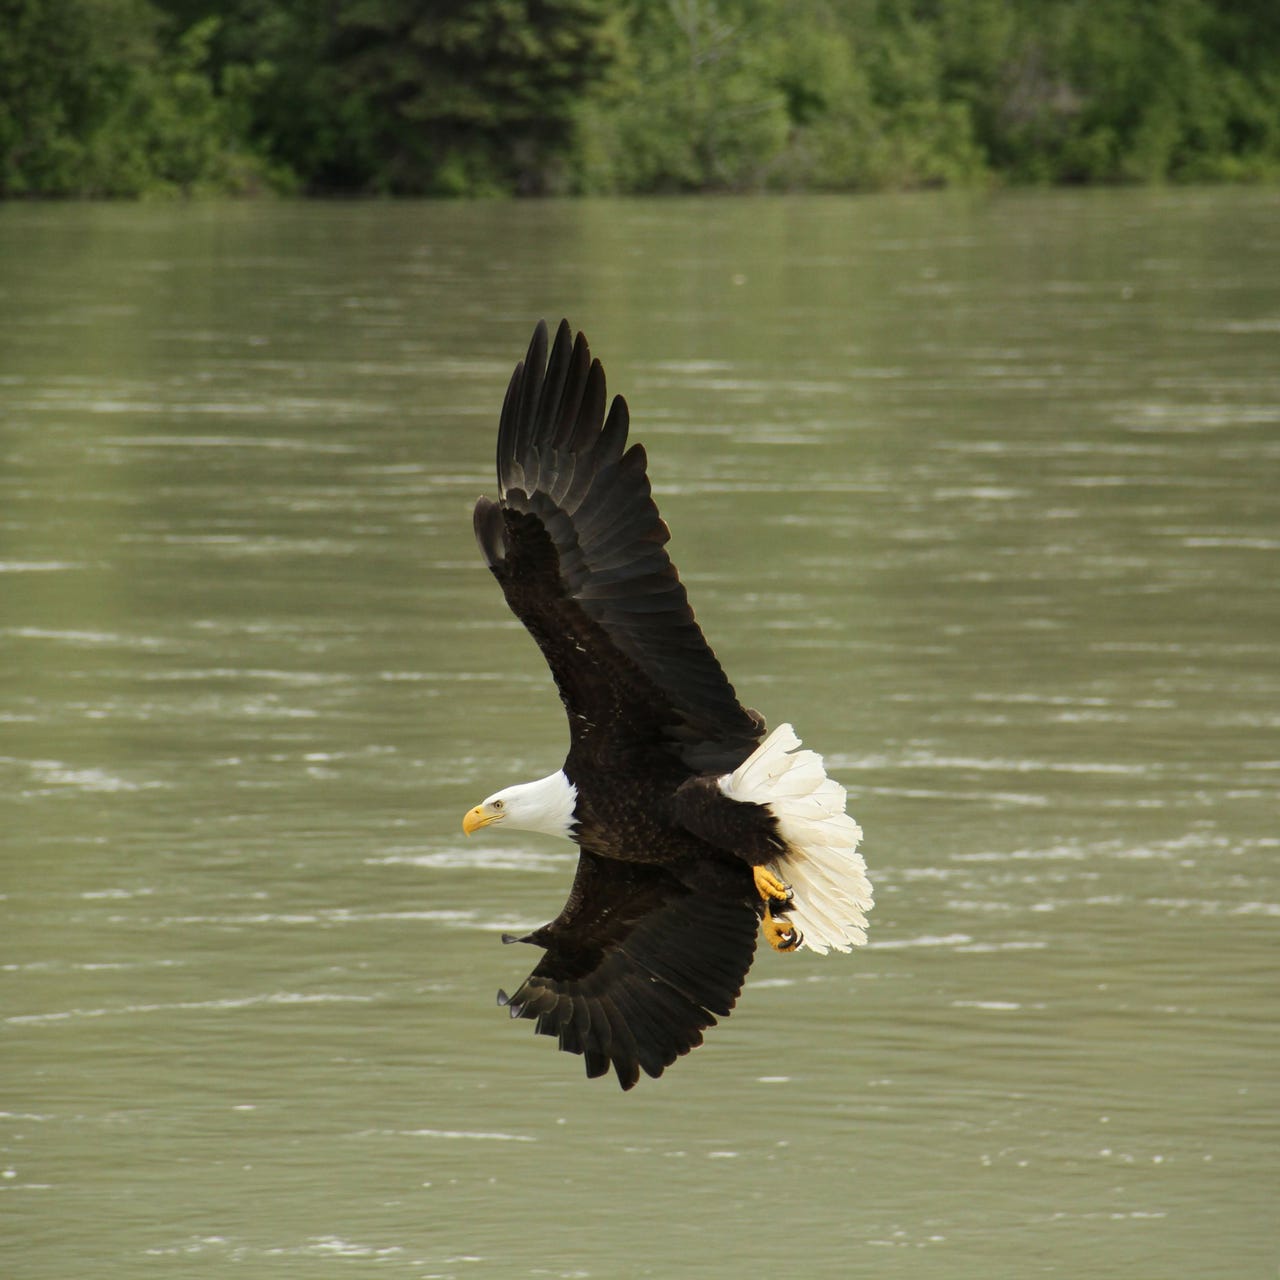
[3,0,1278,199]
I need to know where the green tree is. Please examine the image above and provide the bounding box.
[5,0,1280,197]
[0,0,282,196]
[578,0,798,192]
[317,0,620,194]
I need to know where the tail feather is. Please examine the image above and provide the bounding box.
[720,724,872,955]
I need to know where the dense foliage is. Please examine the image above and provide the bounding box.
[3,0,1278,197]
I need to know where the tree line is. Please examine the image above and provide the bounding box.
[3,0,1278,198]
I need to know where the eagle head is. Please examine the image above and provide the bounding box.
[462,771,578,839]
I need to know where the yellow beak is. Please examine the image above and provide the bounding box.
[462,805,497,836]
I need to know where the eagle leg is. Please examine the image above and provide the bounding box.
[753,866,801,952]
[762,902,801,952]
[753,865,792,907]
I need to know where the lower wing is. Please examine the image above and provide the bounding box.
[498,850,759,1089]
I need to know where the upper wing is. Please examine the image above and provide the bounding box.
[498,849,759,1089]
[473,319,764,772]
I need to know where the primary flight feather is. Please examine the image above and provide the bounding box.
[464,320,872,1089]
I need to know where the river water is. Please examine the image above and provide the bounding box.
[2,191,1277,1278]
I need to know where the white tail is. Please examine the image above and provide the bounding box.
[719,724,872,954]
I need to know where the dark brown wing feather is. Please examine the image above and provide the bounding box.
[474,319,764,772]
[498,850,759,1089]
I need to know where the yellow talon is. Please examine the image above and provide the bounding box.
[753,865,791,905]
[762,904,801,953]
[753,865,800,951]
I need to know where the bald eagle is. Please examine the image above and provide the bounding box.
[464,320,872,1089]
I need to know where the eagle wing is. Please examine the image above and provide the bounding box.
[498,849,759,1089]
[473,319,764,772]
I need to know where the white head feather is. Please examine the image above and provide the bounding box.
[464,770,577,840]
